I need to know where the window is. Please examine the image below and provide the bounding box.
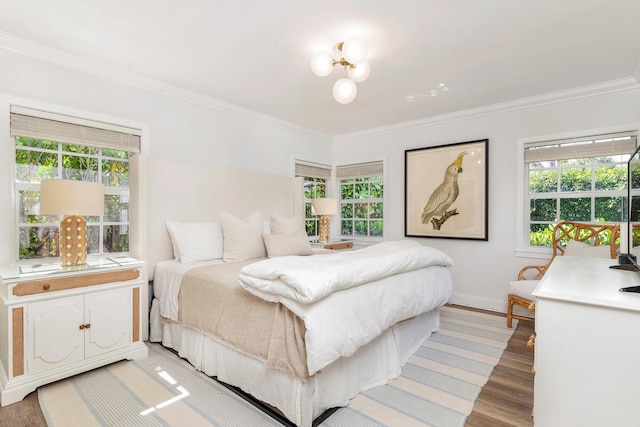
[11,108,141,261]
[337,161,384,239]
[525,131,637,247]
[295,161,331,237]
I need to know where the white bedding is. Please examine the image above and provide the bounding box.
[150,304,442,427]
[297,265,452,375]
[154,258,223,321]
[153,241,454,376]
[238,240,454,303]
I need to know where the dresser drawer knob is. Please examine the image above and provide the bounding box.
[79,323,91,330]
[43,284,50,291]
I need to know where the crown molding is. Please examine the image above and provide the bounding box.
[0,31,332,143]
[2,31,637,145]
[334,77,640,142]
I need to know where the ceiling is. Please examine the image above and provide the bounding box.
[1,0,639,137]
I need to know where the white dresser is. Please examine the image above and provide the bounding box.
[0,258,148,406]
[532,256,640,426]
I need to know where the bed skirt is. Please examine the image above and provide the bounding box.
[150,299,441,427]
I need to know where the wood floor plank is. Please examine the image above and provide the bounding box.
[466,313,535,427]
[0,391,47,427]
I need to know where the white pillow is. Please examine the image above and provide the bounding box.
[263,220,272,235]
[166,221,224,263]
[220,210,266,262]
[563,239,612,258]
[263,233,313,258]
[270,212,306,235]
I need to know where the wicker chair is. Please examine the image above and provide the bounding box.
[506,221,620,328]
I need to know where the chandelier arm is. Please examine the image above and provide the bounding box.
[333,57,356,69]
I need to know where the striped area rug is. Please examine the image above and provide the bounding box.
[38,306,516,427]
[320,306,518,427]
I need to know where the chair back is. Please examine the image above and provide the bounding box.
[551,221,620,260]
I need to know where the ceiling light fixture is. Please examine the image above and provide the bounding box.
[311,37,370,104]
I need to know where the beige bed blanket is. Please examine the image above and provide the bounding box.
[177,260,309,379]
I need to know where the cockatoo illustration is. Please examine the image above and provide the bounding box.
[421,151,467,226]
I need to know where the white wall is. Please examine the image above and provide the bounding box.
[333,88,640,312]
[0,48,332,263]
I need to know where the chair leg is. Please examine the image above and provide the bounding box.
[507,294,536,326]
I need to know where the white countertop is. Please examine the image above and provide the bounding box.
[0,256,143,281]
[532,256,640,312]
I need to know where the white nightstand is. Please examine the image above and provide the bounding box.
[0,257,148,406]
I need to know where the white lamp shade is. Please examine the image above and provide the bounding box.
[310,51,334,77]
[348,60,370,83]
[311,198,338,216]
[342,37,368,64]
[39,180,105,216]
[333,78,357,104]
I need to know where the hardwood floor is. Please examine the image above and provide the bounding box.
[0,310,535,427]
[0,391,46,427]
[467,314,535,427]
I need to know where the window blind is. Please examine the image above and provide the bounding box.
[524,131,637,163]
[336,161,384,180]
[295,161,331,179]
[10,108,141,153]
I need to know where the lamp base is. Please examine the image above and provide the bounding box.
[319,215,330,243]
[59,215,87,266]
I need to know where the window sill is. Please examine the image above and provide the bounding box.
[341,237,382,248]
[515,247,553,260]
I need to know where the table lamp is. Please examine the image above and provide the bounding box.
[311,198,337,243]
[39,179,105,266]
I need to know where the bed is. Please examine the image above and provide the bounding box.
[138,157,454,427]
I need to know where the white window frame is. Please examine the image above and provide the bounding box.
[336,159,386,243]
[10,105,146,263]
[294,160,332,238]
[516,125,640,259]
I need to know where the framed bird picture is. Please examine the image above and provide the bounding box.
[405,139,488,240]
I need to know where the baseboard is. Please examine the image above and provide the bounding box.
[450,293,535,319]
[449,293,508,314]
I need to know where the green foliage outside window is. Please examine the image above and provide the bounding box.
[340,176,383,238]
[529,156,629,247]
[302,177,326,236]
[15,136,133,260]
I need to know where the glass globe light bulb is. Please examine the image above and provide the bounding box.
[310,52,334,77]
[333,78,357,104]
[341,37,368,65]
[348,60,370,83]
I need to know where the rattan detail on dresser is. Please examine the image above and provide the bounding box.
[0,261,148,406]
[12,269,140,296]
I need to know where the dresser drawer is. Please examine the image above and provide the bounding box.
[12,269,140,296]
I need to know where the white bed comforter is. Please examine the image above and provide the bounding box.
[239,240,454,375]
[238,240,454,304]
